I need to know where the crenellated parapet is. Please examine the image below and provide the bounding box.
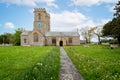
[34,8,46,12]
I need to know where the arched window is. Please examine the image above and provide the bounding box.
[24,39,27,43]
[33,33,38,42]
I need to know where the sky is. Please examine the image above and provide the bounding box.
[0,0,118,41]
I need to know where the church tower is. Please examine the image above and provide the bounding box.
[33,8,50,36]
[21,8,80,46]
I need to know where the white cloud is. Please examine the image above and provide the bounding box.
[50,11,97,32]
[50,10,111,32]
[109,6,116,13]
[0,0,58,8]
[5,22,15,29]
[71,0,117,7]
[100,0,117,3]
[46,2,58,8]
[100,19,111,25]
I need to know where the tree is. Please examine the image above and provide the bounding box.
[79,27,88,43]
[4,33,13,44]
[81,26,103,44]
[0,33,13,44]
[103,1,120,45]
[0,28,23,45]
[88,27,96,43]
[80,26,94,44]
[13,28,23,46]
[114,1,120,17]
[0,34,4,44]
[91,26,102,44]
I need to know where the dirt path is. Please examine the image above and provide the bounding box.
[60,47,83,80]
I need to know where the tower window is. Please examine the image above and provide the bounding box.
[38,13,41,20]
[33,33,38,42]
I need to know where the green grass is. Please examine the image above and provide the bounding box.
[0,46,60,80]
[64,45,120,80]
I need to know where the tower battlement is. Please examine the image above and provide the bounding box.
[34,8,46,12]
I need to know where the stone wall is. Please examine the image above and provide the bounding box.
[21,35,80,46]
[21,35,30,46]
[46,36,80,46]
[21,31,45,46]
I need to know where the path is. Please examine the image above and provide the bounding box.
[60,47,83,80]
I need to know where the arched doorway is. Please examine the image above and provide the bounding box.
[60,41,63,46]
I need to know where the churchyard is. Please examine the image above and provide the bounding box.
[0,46,60,80]
[64,45,120,80]
[0,45,120,80]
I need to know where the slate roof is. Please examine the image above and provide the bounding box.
[46,32,79,37]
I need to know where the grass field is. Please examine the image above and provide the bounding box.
[0,46,60,80]
[64,45,120,80]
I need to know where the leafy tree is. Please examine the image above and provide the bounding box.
[90,26,102,44]
[13,28,23,46]
[79,27,89,43]
[103,1,120,45]
[0,33,13,44]
[4,33,14,44]
[0,34,4,44]
[114,1,120,17]
[79,26,94,44]
[88,27,96,43]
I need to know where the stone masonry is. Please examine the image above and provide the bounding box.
[21,8,80,46]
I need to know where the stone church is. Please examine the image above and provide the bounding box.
[21,8,80,46]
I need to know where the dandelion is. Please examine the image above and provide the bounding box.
[33,67,37,70]
[115,74,117,77]
[25,75,28,78]
[37,62,42,66]
[51,77,53,79]
[33,78,36,80]
[45,65,47,67]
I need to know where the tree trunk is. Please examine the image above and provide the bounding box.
[88,36,91,44]
[117,34,120,45]
[98,36,101,44]
[85,37,88,44]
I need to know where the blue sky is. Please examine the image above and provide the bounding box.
[0,0,118,41]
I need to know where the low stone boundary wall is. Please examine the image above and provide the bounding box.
[110,44,119,49]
